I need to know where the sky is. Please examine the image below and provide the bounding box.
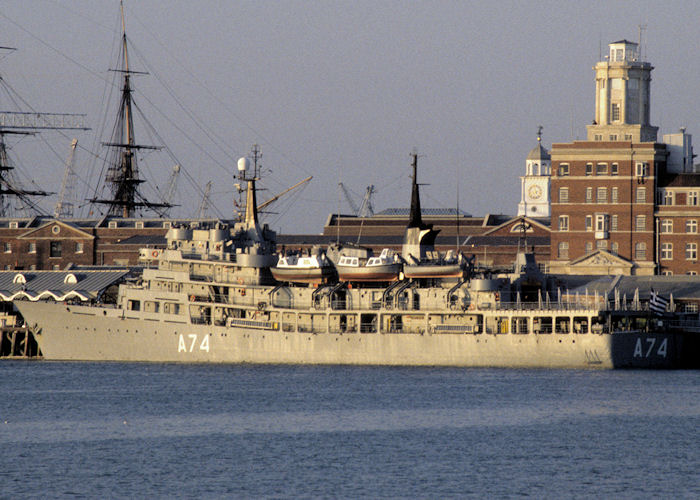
[0,0,698,234]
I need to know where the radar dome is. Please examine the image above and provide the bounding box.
[237,157,250,173]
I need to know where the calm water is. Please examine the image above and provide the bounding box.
[1,362,699,499]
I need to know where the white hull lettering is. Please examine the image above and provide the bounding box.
[633,337,668,358]
[178,333,210,353]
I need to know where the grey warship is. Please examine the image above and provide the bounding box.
[13,152,700,368]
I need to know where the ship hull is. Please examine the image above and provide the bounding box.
[403,264,463,279]
[270,267,335,285]
[336,264,401,282]
[15,301,695,369]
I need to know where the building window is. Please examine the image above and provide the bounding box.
[586,187,593,203]
[594,134,602,141]
[611,242,619,255]
[75,242,84,254]
[661,243,673,260]
[596,163,607,175]
[636,187,646,203]
[660,219,673,234]
[611,103,620,122]
[558,216,569,231]
[687,272,698,278]
[686,220,698,234]
[596,240,608,250]
[585,163,593,176]
[635,215,646,232]
[636,162,648,177]
[50,241,62,258]
[611,163,619,175]
[611,215,618,231]
[661,270,673,276]
[596,187,607,203]
[595,214,609,232]
[3,242,10,253]
[585,242,593,254]
[635,242,646,260]
[559,187,569,203]
[661,191,673,205]
[688,191,699,206]
[686,243,698,261]
[28,242,36,254]
[611,187,618,203]
[558,164,569,176]
[558,242,569,259]
[624,134,633,141]
[585,215,593,231]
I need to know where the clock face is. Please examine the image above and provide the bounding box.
[528,185,542,200]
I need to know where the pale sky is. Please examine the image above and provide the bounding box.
[0,1,698,233]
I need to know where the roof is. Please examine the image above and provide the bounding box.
[554,274,700,301]
[115,235,167,246]
[0,269,129,302]
[658,173,700,188]
[462,236,550,247]
[376,208,471,217]
[527,143,550,161]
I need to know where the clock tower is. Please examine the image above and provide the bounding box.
[518,127,551,217]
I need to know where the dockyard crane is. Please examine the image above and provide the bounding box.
[160,164,181,216]
[339,183,375,217]
[0,45,89,218]
[54,139,79,218]
[197,180,212,219]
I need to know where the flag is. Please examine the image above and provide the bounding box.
[649,289,669,315]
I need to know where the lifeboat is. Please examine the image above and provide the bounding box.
[336,248,402,282]
[271,248,336,285]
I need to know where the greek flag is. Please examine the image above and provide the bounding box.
[649,289,669,315]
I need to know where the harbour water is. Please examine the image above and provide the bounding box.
[1,362,699,498]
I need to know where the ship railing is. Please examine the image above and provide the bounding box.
[491,301,606,312]
[667,319,700,333]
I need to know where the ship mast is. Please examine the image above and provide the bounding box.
[0,46,88,217]
[90,1,171,218]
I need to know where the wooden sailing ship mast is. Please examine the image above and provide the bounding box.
[90,2,172,218]
[0,46,88,217]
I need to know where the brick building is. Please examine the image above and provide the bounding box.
[0,216,233,270]
[549,39,698,275]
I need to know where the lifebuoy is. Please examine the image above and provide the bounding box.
[151,250,159,258]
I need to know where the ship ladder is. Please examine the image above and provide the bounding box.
[446,279,466,309]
